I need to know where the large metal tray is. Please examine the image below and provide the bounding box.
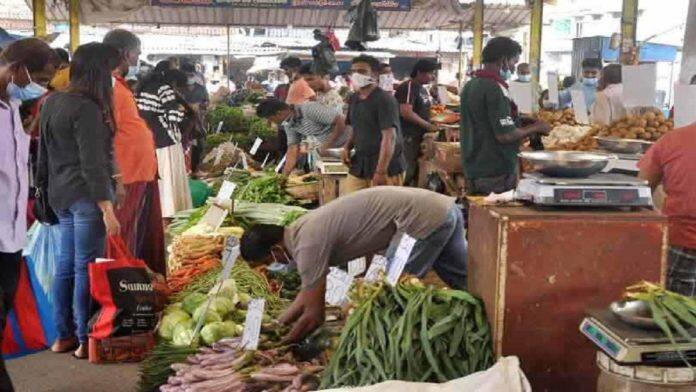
[518,151,616,178]
[595,136,653,154]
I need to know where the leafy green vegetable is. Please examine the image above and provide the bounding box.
[200,321,238,345]
[159,310,191,341]
[138,342,198,392]
[182,293,208,315]
[208,296,235,316]
[236,174,294,204]
[208,278,239,303]
[192,304,223,324]
[172,322,198,347]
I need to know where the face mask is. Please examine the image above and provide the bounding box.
[187,76,196,86]
[379,74,395,91]
[351,72,374,89]
[583,77,598,87]
[499,69,512,81]
[7,69,47,101]
[126,65,139,79]
[518,74,531,82]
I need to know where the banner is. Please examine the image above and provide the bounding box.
[151,0,411,11]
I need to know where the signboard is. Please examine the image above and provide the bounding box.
[151,0,411,10]
[508,81,533,114]
[622,64,657,108]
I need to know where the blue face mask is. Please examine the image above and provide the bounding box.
[126,65,139,79]
[499,69,512,81]
[518,74,531,82]
[7,69,47,101]
[583,77,598,87]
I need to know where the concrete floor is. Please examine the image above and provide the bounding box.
[5,350,140,392]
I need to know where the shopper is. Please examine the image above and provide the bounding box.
[181,62,209,111]
[103,29,165,275]
[559,58,602,109]
[459,37,550,195]
[342,55,405,192]
[395,59,440,186]
[241,186,467,342]
[515,63,531,82]
[639,123,696,297]
[256,98,348,175]
[137,64,193,219]
[0,37,56,392]
[298,63,344,111]
[37,42,121,359]
[591,64,626,126]
[282,56,315,105]
[377,63,395,92]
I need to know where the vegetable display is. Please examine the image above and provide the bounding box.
[233,201,307,228]
[167,256,221,294]
[624,281,696,343]
[236,174,295,205]
[168,234,225,272]
[320,278,494,388]
[596,110,673,142]
[138,343,199,392]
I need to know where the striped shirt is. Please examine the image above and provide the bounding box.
[282,102,345,147]
[136,81,185,148]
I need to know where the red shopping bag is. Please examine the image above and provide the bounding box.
[88,236,157,339]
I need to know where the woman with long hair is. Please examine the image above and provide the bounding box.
[37,42,121,359]
[136,62,192,218]
[592,64,626,126]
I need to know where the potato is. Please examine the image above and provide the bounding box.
[645,126,657,133]
[658,125,669,134]
[656,112,665,121]
[644,112,656,121]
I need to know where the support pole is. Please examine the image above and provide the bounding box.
[529,0,543,112]
[678,0,696,83]
[472,0,484,70]
[226,25,231,90]
[69,0,79,53]
[458,21,464,88]
[32,0,46,38]
[620,0,639,64]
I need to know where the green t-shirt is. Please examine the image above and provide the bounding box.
[459,77,518,179]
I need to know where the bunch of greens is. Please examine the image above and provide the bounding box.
[205,104,274,145]
[266,269,302,300]
[233,201,307,228]
[167,206,210,237]
[236,174,294,205]
[321,279,494,388]
[138,342,198,392]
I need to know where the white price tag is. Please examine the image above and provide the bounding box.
[249,137,263,155]
[348,257,366,277]
[364,255,387,283]
[241,299,265,350]
[261,153,270,168]
[570,89,589,124]
[216,181,237,204]
[221,237,240,279]
[674,83,696,128]
[622,64,657,108]
[547,72,559,105]
[275,154,287,174]
[216,121,224,133]
[200,205,228,231]
[508,81,533,114]
[213,147,225,166]
[242,154,249,170]
[325,267,354,306]
[386,234,417,286]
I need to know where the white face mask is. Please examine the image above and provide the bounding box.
[351,72,374,89]
[379,74,395,91]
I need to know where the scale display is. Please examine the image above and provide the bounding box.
[554,188,640,205]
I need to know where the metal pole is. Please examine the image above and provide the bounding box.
[678,0,696,83]
[226,25,231,90]
[620,0,639,64]
[69,0,79,53]
[32,0,46,38]
[529,0,543,112]
[458,21,464,89]
[472,0,484,69]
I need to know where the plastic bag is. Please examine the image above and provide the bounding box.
[345,0,380,51]
[23,222,61,298]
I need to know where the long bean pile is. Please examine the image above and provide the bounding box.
[320,279,494,388]
[231,261,287,316]
[138,342,199,392]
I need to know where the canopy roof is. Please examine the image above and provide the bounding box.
[33,0,530,31]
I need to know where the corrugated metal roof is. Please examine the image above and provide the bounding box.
[32,0,530,31]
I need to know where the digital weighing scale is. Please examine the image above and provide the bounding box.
[516,172,653,207]
[580,309,696,366]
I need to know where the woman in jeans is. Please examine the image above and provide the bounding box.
[37,43,121,359]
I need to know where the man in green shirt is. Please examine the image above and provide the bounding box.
[459,37,550,195]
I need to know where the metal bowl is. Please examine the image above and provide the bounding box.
[595,136,653,154]
[518,151,616,178]
[610,300,660,330]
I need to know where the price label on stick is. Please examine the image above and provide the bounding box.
[364,255,387,283]
[547,71,559,105]
[261,153,270,168]
[242,154,249,170]
[213,147,225,166]
[200,205,228,231]
[216,180,237,204]
[325,267,354,306]
[386,234,417,286]
[241,299,265,350]
[216,121,224,133]
[249,137,263,155]
[348,257,366,277]
[221,237,240,279]
[275,154,287,174]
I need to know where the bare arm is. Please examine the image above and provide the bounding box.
[376,128,396,175]
[400,103,435,131]
[320,114,348,152]
[495,121,551,144]
[282,144,300,176]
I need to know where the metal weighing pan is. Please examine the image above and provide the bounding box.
[518,151,616,178]
[610,300,660,330]
[322,148,355,160]
[595,136,653,154]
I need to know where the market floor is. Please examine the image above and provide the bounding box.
[5,350,140,392]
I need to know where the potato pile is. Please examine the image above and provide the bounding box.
[536,108,578,127]
[596,109,673,141]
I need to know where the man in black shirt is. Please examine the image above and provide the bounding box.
[395,59,440,186]
[342,55,405,192]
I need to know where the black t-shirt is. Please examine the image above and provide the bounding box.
[394,80,433,137]
[347,87,405,179]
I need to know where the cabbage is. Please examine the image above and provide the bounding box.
[192,304,222,324]
[200,321,238,345]
[208,279,239,303]
[182,293,208,314]
[164,303,184,315]
[172,321,197,346]
[238,293,252,307]
[209,296,234,316]
[159,310,191,340]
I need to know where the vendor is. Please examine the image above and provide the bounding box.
[256,98,348,176]
[559,58,602,109]
[638,123,696,297]
[240,186,467,341]
[459,37,550,195]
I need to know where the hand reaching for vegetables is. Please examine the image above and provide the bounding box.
[279,281,326,343]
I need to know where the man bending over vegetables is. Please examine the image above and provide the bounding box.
[240,187,467,342]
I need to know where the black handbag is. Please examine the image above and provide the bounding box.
[33,186,58,225]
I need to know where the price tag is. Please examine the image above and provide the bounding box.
[213,147,225,166]
[386,234,417,286]
[348,257,366,277]
[241,298,265,350]
[221,237,240,279]
[325,267,353,306]
[216,121,224,133]
[200,205,228,231]
[242,154,249,170]
[216,181,237,204]
[261,153,270,168]
[547,71,559,105]
[249,137,263,155]
[570,89,589,124]
[275,154,287,174]
[364,255,387,283]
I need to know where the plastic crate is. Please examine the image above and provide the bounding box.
[88,332,155,364]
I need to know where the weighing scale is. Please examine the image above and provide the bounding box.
[516,172,653,207]
[580,309,696,366]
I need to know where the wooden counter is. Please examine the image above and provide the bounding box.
[467,203,667,392]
